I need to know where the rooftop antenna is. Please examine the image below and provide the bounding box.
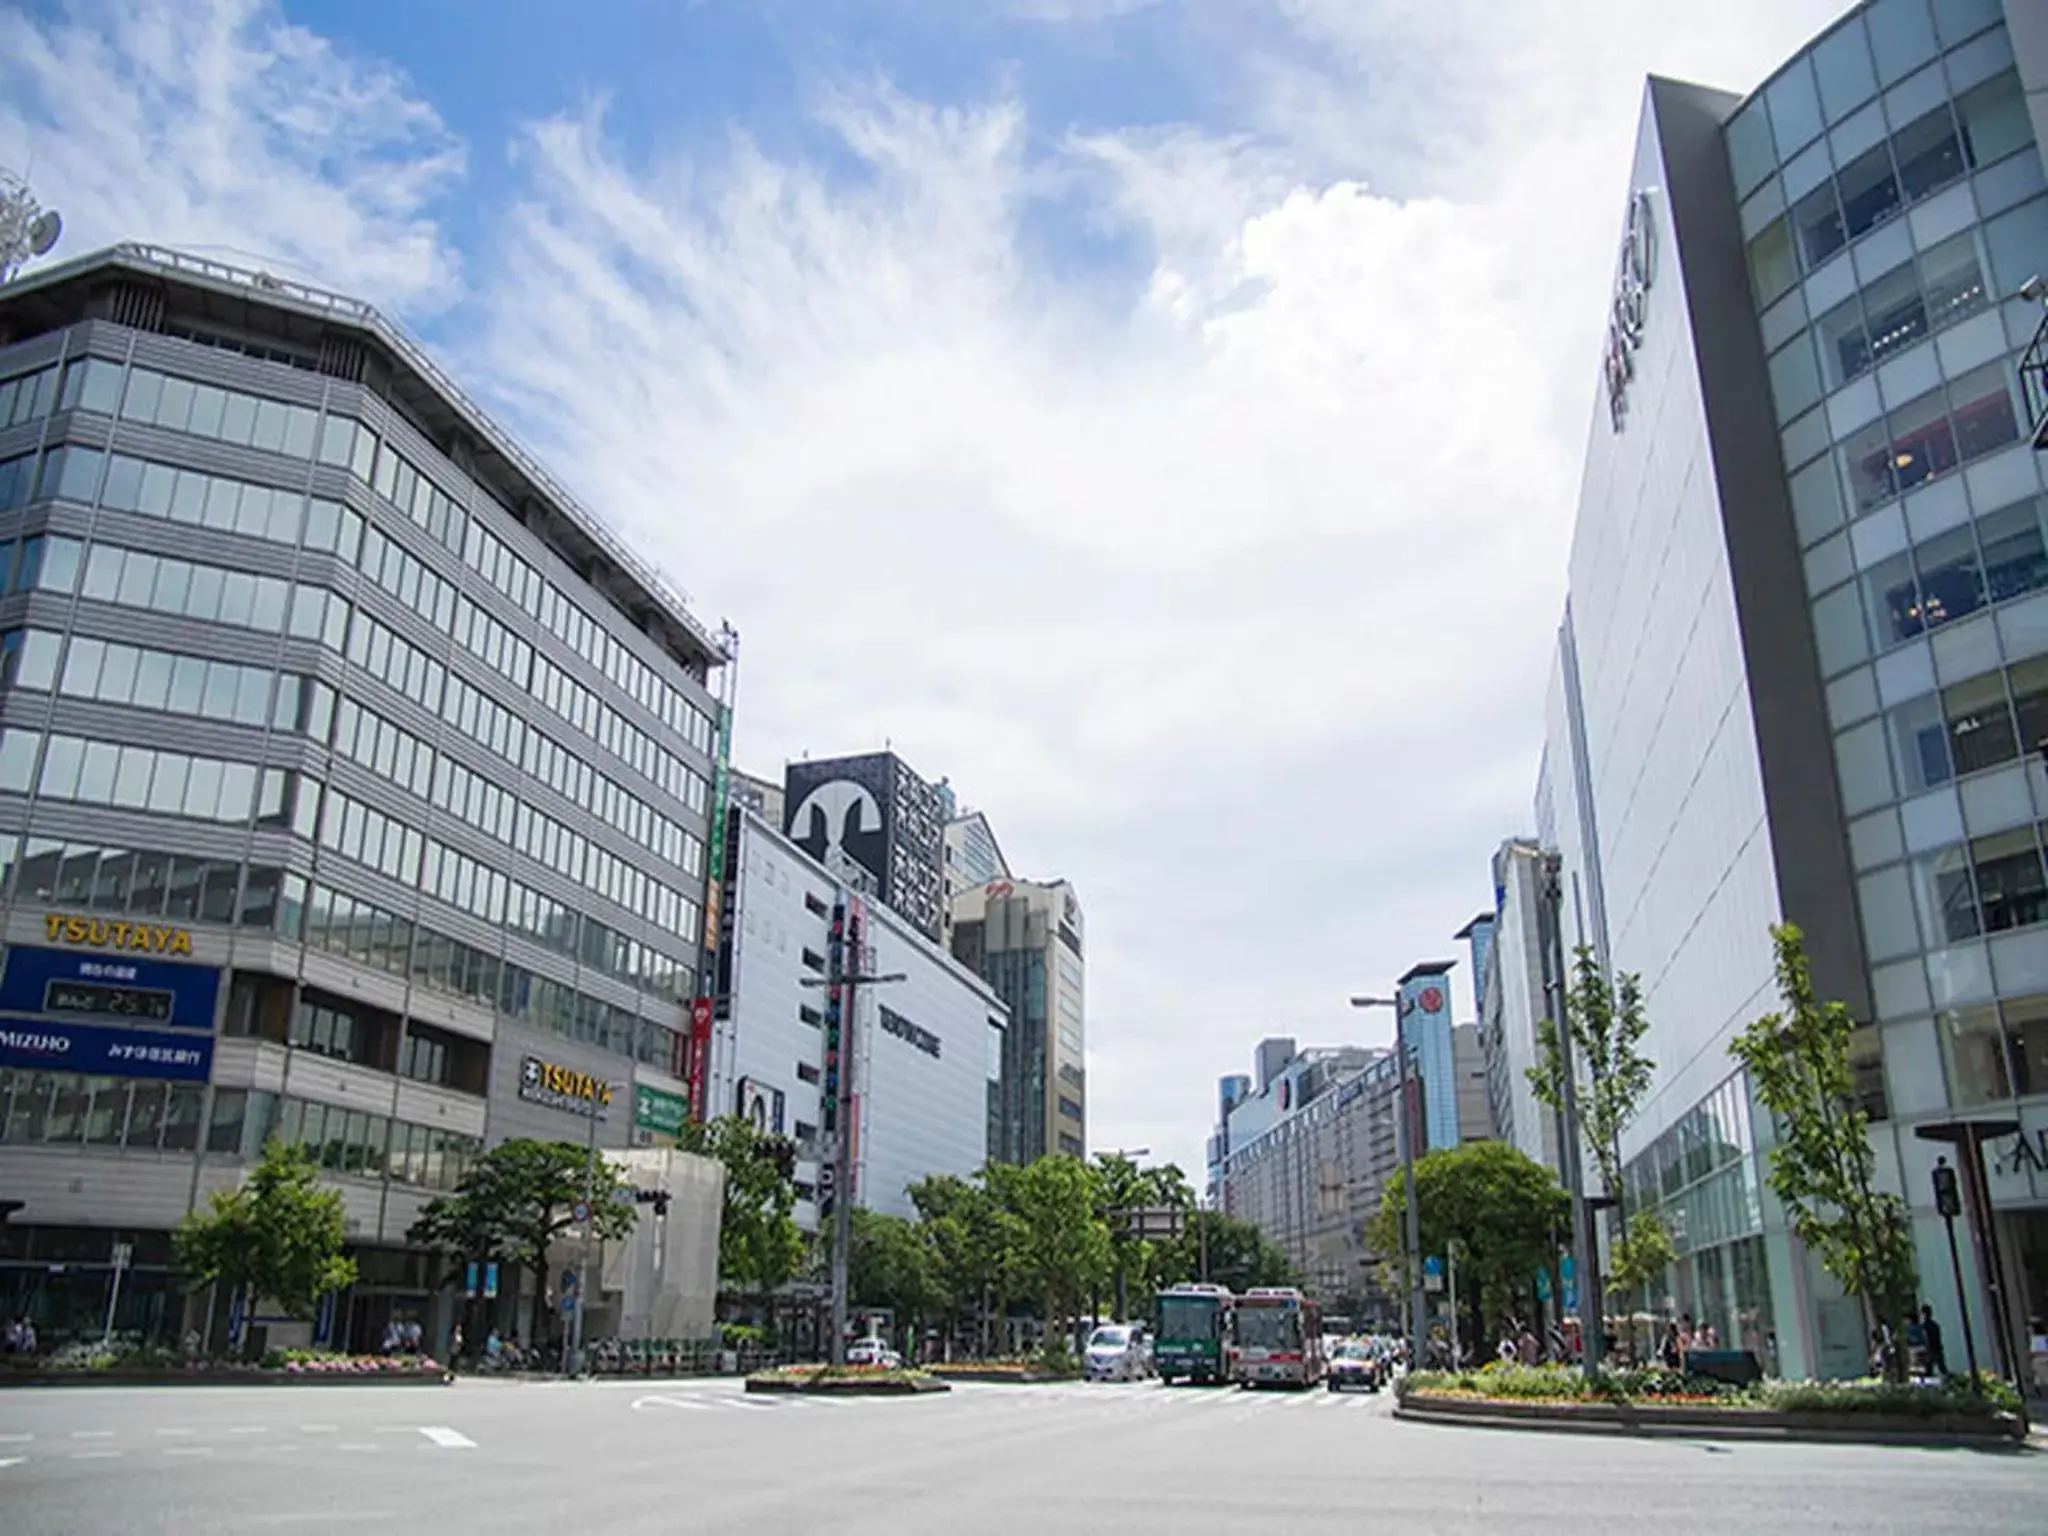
[0,168,62,285]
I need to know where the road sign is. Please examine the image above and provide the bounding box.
[572,1200,591,1224]
[466,1261,480,1297]
[1423,1254,1444,1293]
[483,1262,499,1299]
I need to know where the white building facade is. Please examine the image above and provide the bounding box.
[712,810,1005,1225]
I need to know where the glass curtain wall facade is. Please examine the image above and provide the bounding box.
[0,247,723,1346]
[1734,0,2048,1373]
[1546,0,2048,1380]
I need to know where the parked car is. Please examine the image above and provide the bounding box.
[1326,1339,1385,1393]
[1084,1324,1151,1382]
[847,1337,903,1369]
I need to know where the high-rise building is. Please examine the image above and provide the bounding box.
[940,808,1009,948]
[728,768,784,831]
[950,877,1085,1161]
[1206,1072,1252,1204]
[1536,1,2048,1377]
[710,809,1006,1226]
[784,751,946,942]
[1397,961,1464,1150]
[1474,839,1561,1173]
[0,244,725,1351]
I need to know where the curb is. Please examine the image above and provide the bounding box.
[1393,1395,2027,1449]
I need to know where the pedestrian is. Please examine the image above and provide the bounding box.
[1517,1320,1540,1366]
[1919,1305,1947,1376]
[1497,1332,1518,1365]
[451,1324,465,1361]
[405,1319,423,1354]
[1658,1319,1682,1370]
[3,1318,21,1354]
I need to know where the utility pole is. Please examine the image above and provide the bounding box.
[802,896,904,1365]
[1349,992,1426,1362]
[1538,849,1601,1372]
[562,1078,618,1377]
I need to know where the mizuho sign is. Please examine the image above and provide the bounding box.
[1603,189,1657,433]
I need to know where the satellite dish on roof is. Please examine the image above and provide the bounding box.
[27,209,60,257]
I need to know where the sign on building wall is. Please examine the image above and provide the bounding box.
[0,944,219,1031]
[518,1055,613,1118]
[1603,189,1657,432]
[40,913,194,957]
[684,999,714,1123]
[736,1076,786,1135]
[0,1018,213,1081]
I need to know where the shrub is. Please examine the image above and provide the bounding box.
[1753,1375,2019,1419]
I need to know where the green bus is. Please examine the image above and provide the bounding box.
[1153,1283,1233,1384]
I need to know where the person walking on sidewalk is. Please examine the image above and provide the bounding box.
[1919,1305,1948,1377]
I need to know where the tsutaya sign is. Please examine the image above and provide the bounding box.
[45,913,194,957]
[519,1055,613,1119]
[1603,188,1657,432]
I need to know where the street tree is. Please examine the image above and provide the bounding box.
[985,1155,1111,1360]
[1370,1141,1569,1349]
[408,1137,634,1349]
[175,1138,357,1350]
[848,1209,939,1342]
[1156,1210,1295,1296]
[1528,943,1671,1313]
[680,1115,804,1315]
[908,1173,1019,1355]
[1730,924,1917,1380]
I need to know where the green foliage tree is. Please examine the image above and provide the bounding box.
[1090,1154,1194,1320]
[175,1138,357,1349]
[908,1173,1019,1354]
[848,1209,939,1339]
[1528,944,1671,1312]
[985,1155,1112,1358]
[1369,1141,1569,1348]
[679,1115,804,1309]
[1730,924,1918,1381]
[1156,1210,1296,1296]
[408,1136,634,1348]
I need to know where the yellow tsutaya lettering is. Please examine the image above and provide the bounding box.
[86,920,108,947]
[172,929,191,955]
[64,916,88,943]
[111,921,132,950]
[44,914,61,941]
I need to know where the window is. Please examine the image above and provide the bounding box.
[1793,180,1848,269]
[1944,672,2017,776]
[1940,1004,2013,1106]
[1861,260,1927,367]
[1918,232,1988,330]
[1957,72,2032,170]
[1836,142,1902,240]
[1972,825,2048,934]
[1817,297,1872,387]
[796,1061,820,1085]
[1889,691,1951,794]
[2009,658,2048,762]
[1913,525,1985,629]
[1980,499,2048,602]
[800,948,825,973]
[1891,106,1966,202]
[797,1004,822,1026]
[1749,218,1799,310]
[1946,362,2020,463]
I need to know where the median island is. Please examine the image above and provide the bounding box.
[744,1363,951,1396]
[1394,1363,2026,1446]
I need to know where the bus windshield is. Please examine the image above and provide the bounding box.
[1234,1306,1301,1351]
[1157,1295,1222,1339]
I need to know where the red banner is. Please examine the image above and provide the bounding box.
[685,998,714,1123]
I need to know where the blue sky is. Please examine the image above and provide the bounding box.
[0,0,1852,1177]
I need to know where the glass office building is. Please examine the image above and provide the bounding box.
[0,245,725,1348]
[1538,1,2048,1378]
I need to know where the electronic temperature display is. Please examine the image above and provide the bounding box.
[44,979,175,1021]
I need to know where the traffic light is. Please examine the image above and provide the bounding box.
[766,1137,797,1182]
[631,1188,672,1216]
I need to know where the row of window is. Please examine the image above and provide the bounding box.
[106,361,326,464]
[315,781,696,993]
[369,432,466,557]
[6,837,278,929]
[1881,653,2048,798]
[293,876,685,1061]
[0,361,59,430]
[1939,990,2048,1107]
[5,628,308,736]
[1769,229,1987,421]
[1875,819,2048,952]
[13,412,713,808]
[0,1071,206,1154]
[259,1091,480,1191]
[1835,359,2019,524]
[0,726,293,828]
[1749,66,2025,296]
[1822,492,2048,674]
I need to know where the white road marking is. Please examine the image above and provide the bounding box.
[417,1426,476,1449]
[71,1430,115,1439]
[0,1434,30,1443]
[337,1443,379,1453]
[299,1425,338,1434]
[228,1426,269,1435]
[632,1394,712,1412]
[164,1447,215,1457]
[71,1449,122,1460]
[157,1428,196,1437]
[0,1457,25,1470]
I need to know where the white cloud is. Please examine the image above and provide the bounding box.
[0,0,463,312]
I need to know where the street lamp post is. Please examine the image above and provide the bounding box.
[1536,850,1602,1372]
[1350,994,1425,1361]
[801,910,905,1366]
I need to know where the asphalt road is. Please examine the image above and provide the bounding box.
[1,1375,2042,1534]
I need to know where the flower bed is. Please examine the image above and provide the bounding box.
[0,1346,449,1387]
[1394,1361,2025,1442]
[744,1363,949,1396]
[926,1358,1062,1383]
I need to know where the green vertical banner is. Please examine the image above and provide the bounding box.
[700,700,735,982]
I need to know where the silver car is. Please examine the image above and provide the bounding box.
[1084,1325,1151,1382]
